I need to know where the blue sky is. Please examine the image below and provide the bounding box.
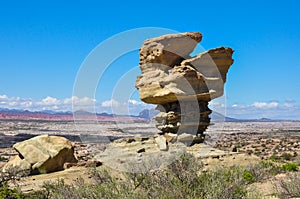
[0,0,300,119]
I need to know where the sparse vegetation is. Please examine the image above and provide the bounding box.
[0,182,26,199]
[25,153,263,199]
[274,172,300,199]
[281,153,293,161]
[245,161,280,181]
[281,162,298,172]
[0,121,299,198]
[215,129,300,162]
[270,155,281,162]
[0,156,8,162]
[0,170,27,199]
[1,154,298,199]
[243,170,254,182]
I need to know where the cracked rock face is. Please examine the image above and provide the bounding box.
[135,32,234,142]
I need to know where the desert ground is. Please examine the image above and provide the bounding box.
[0,119,299,198]
[0,119,299,163]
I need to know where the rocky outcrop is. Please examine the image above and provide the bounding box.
[93,134,244,173]
[3,135,78,175]
[136,32,234,142]
[93,135,187,173]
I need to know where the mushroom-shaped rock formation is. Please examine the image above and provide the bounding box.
[135,32,234,143]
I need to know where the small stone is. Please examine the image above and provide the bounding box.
[212,155,220,159]
[177,133,193,146]
[137,148,146,153]
[192,135,205,144]
[85,160,102,167]
[155,136,168,151]
[230,145,238,152]
[164,133,178,143]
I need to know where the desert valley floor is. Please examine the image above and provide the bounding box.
[0,119,299,162]
[0,119,300,198]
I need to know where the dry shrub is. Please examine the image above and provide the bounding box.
[274,172,300,199]
[30,153,262,199]
[245,161,280,182]
[0,169,29,199]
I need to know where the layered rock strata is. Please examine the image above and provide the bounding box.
[136,32,234,142]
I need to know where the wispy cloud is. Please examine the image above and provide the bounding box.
[101,99,121,107]
[285,98,296,103]
[216,99,299,120]
[251,101,279,109]
[0,95,77,112]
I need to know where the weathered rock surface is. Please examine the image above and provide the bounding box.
[3,135,78,174]
[93,135,250,173]
[177,133,194,146]
[136,32,234,141]
[14,146,260,193]
[2,155,31,174]
[94,136,188,173]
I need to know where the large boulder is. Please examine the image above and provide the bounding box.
[3,135,78,174]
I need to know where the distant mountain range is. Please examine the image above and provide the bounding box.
[0,108,145,121]
[139,109,299,122]
[210,111,298,122]
[0,108,297,122]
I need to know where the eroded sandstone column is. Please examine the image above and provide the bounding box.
[135,32,234,142]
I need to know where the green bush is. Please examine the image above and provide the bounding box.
[281,162,298,172]
[0,182,26,199]
[270,155,281,162]
[0,172,25,199]
[243,170,254,182]
[245,161,280,182]
[197,166,250,199]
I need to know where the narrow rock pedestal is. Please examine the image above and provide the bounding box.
[135,32,234,143]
